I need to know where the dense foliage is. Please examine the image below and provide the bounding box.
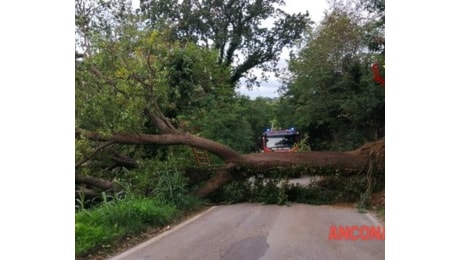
[75,0,384,256]
[278,3,385,150]
[140,0,312,87]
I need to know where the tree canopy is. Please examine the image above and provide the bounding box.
[140,0,313,87]
[278,2,384,150]
[75,0,384,204]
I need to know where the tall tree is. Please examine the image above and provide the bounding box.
[327,0,385,54]
[75,0,384,198]
[75,0,135,57]
[280,5,384,150]
[140,0,312,87]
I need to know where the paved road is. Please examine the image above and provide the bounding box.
[110,203,384,260]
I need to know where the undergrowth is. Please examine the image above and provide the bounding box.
[75,158,203,257]
[75,197,177,256]
[207,164,384,206]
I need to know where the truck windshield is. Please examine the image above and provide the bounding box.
[266,135,296,149]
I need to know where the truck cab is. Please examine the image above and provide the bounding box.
[262,128,299,152]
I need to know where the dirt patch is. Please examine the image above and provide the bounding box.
[327,189,384,223]
[370,189,385,222]
[370,190,385,209]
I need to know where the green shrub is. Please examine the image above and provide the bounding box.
[285,184,336,205]
[209,165,384,207]
[122,157,199,210]
[250,177,288,205]
[154,168,189,208]
[75,197,177,256]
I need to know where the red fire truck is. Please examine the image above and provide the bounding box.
[261,128,300,152]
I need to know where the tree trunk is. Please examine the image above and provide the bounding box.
[75,187,98,199]
[76,174,121,191]
[112,153,138,169]
[76,129,243,163]
[76,129,384,198]
[192,168,233,198]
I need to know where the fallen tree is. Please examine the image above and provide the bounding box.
[75,25,384,200]
[76,128,384,198]
[74,23,385,201]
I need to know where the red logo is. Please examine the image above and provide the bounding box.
[328,225,385,240]
[372,63,385,88]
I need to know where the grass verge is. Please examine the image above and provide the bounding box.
[76,197,178,257]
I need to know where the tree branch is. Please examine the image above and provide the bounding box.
[143,108,178,134]
[75,141,116,169]
[76,128,243,163]
[76,128,383,175]
[76,174,121,191]
[112,153,138,169]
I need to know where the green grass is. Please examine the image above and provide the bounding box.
[75,163,206,257]
[377,206,385,221]
[75,197,178,256]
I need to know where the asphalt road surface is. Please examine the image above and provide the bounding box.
[110,203,384,260]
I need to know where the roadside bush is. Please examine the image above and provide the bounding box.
[285,184,336,204]
[209,175,288,205]
[209,165,384,207]
[75,153,208,257]
[121,156,202,210]
[75,197,177,256]
[250,176,288,204]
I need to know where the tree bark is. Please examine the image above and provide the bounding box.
[76,129,382,170]
[75,187,98,199]
[76,174,121,191]
[76,129,384,198]
[112,153,138,169]
[192,168,234,198]
[75,141,115,169]
[76,129,243,163]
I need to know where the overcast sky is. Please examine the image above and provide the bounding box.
[132,0,329,99]
[237,0,329,99]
